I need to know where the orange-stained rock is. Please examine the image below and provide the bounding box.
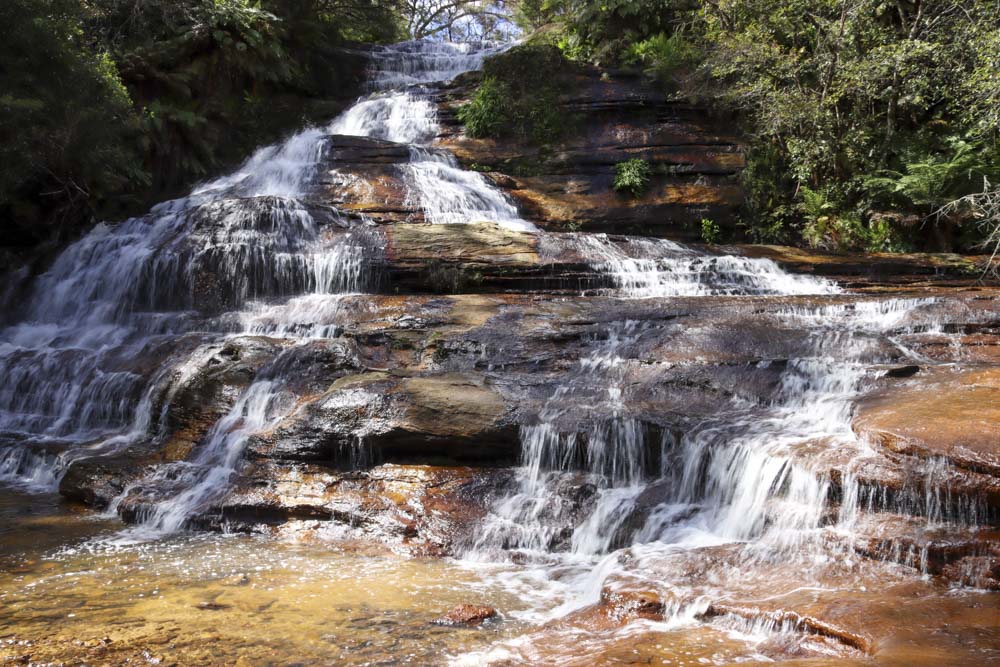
[854,368,1000,477]
[434,67,745,239]
[433,604,498,626]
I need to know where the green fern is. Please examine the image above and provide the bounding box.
[613,158,651,197]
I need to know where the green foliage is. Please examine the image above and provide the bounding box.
[799,186,905,253]
[624,33,700,85]
[865,138,1000,210]
[512,0,566,30]
[457,77,511,138]
[699,0,999,250]
[613,159,651,198]
[1,0,402,245]
[544,0,1000,251]
[700,218,720,244]
[0,0,147,241]
[548,0,697,64]
[458,44,574,145]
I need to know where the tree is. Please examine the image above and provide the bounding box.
[396,0,515,40]
[0,0,146,243]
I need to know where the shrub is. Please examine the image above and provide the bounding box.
[458,44,576,145]
[457,77,511,138]
[613,158,651,197]
[624,32,700,85]
[799,186,906,253]
[700,218,720,244]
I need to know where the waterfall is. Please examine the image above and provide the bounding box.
[0,38,531,533]
[111,380,297,537]
[0,34,985,583]
[570,234,842,297]
[466,288,949,590]
[329,41,538,232]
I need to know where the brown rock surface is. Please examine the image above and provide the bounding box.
[435,69,744,238]
[854,368,1000,477]
[433,604,498,626]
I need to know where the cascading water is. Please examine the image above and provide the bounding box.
[0,40,522,526]
[570,233,842,297]
[462,279,977,649]
[330,41,537,232]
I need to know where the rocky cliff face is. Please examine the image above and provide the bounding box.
[322,65,745,238]
[438,67,745,238]
[1,40,998,665]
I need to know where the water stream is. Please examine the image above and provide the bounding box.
[0,38,996,666]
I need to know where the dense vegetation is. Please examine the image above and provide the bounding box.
[505,0,1000,252]
[0,0,400,248]
[458,44,575,144]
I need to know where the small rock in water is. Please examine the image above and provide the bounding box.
[433,604,498,627]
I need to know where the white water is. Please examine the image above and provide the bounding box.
[330,40,538,232]
[459,287,973,662]
[572,234,841,297]
[113,380,297,537]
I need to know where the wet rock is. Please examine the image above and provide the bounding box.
[598,584,667,621]
[220,463,514,555]
[432,604,497,626]
[383,223,601,293]
[316,136,417,224]
[324,135,411,164]
[247,372,517,465]
[854,368,1000,478]
[849,512,1000,580]
[156,336,286,463]
[732,244,998,285]
[58,460,129,508]
[940,555,1000,590]
[885,364,920,378]
[702,603,872,655]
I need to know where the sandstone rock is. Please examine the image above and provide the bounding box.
[433,604,497,626]
[435,68,744,238]
[854,368,1000,477]
[220,463,514,554]
[940,555,1000,590]
[733,244,998,285]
